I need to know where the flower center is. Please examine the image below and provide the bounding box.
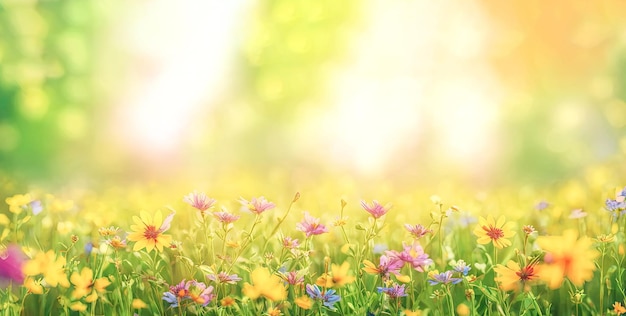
[484,225,504,240]
[516,265,535,281]
[143,225,159,241]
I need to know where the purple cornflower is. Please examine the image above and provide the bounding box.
[386,242,432,272]
[239,196,275,214]
[377,283,408,299]
[0,244,25,283]
[428,270,463,285]
[207,272,241,284]
[404,224,432,239]
[296,212,328,237]
[452,260,471,276]
[306,284,341,309]
[183,191,216,212]
[162,292,179,308]
[213,211,240,224]
[361,200,390,219]
[605,198,626,219]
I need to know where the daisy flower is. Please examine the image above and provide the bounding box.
[239,196,275,214]
[494,260,539,292]
[127,210,175,253]
[183,191,216,213]
[473,215,515,249]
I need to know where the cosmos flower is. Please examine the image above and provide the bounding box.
[187,281,215,306]
[213,211,240,224]
[404,224,432,239]
[243,267,287,301]
[360,200,390,219]
[386,242,432,272]
[239,196,275,214]
[127,210,175,252]
[296,212,328,237]
[0,244,25,283]
[281,236,300,249]
[428,270,463,285]
[306,284,341,309]
[281,270,305,286]
[473,215,515,249]
[493,260,539,292]
[183,191,216,213]
[536,229,599,289]
[207,272,242,284]
[362,255,404,281]
[377,283,408,299]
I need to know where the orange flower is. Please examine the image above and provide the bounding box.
[614,302,626,315]
[127,210,174,252]
[493,260,539,292]
[473,215,515,249]
[536,230,599,289]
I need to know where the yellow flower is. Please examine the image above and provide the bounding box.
[494,260,539,292]
[132,298,147,309]
[70,302,87,312]
[24,277,44,294]
[473,215,515,249]
[267,307,282,316]
[220,296,236,306]
[22,250,70,288]
[316,261,356,288]
[70,267,110,300]
[5,193,32,214]
[295,296,312,310]
[614,302,626,315]
[362,259,380,275]
[403,310,421,316]
[536,230,599,289]
[243,267,287,301]
[127,210,174,253]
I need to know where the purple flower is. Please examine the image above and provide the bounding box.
[377,283,408,299]
[282,271,304,286]
[207,272,241,284]
[534,201,549,211]
[361,200,390,219]
[404,224,432,239]
[29,200,43,215]
[162,292,179,307]
[0,244,25,283]
[306,284,341,309]
[281,236,300,249]
[296,212,328,237]
[239,196,275,214]
[187,281,215,306]
[183,191,216,212]
[428,270,463,285]
[452,260,471,276]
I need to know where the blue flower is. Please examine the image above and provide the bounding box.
[428,270,463,285]
[452,260,471,276]
[306,284,341,309]
[162,292,179,307]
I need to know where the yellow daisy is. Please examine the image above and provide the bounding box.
[127,210,174,253]
[473,215,515,249]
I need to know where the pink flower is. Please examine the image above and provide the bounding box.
[282,236,300,249]
[213,211,240,224]
[404,224,432,239]
[386,242,433,272]
[361,200,390,219]
[296,212,328,237]
[282,271,305,286]
[0,244,25,283]
[239,196,275,214]
[183,191,216,212]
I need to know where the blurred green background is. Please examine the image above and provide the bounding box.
[1,0,625,188]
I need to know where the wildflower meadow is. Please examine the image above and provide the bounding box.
[2,174,626,316]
